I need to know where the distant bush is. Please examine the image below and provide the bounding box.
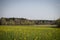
[56,18,60,27]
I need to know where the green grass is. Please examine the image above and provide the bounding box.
[0,25,60,40]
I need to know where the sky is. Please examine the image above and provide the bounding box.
[0,0,60,20]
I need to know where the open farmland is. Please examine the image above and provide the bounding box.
[0,25,60,40]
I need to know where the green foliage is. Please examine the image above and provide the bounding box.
[56,19,60,27]
[1,18,7,25]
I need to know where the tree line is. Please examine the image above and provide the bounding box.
[0,17,35,25]
[0,17,56,25]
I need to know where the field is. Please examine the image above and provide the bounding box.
[0,25,60,40]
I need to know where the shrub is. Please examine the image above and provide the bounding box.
[56,19,60,27]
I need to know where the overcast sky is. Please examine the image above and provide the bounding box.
[0,0,60,20]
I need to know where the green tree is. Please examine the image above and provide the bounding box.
[56,18,60,27]
[8,20,15,25]
[1,18,7,25]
